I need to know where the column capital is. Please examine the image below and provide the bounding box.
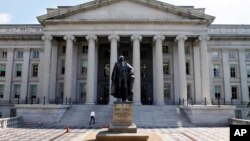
[108,34,120,41]
[7,48,14,51]
[176,35,187,41]
[63,35,75,41]
[153,34,165,41]
[198,35,210,41]
[131,34,142,42]
[42,35,53,41]
[86,34,97,41]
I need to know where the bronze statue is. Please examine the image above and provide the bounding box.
[111,56,134,102]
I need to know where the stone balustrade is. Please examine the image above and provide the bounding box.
[229,118,250,125]
[0,116,21,129]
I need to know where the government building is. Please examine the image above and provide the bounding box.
[0,0,250,120]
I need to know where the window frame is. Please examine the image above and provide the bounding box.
[213,64,220,78]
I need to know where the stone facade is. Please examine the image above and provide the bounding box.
[0,0,250,110]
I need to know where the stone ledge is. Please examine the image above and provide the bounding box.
[14,104,71,109]
[96,131,149,141]
[229,118,250,125]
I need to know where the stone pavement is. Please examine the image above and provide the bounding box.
[0,126,229,141]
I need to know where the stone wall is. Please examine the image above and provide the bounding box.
[0,105,14,118]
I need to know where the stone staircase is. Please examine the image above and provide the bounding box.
[58,105,194,128]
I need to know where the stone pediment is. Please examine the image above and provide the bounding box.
[37,0,215,25]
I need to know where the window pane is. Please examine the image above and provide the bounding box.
[163,46,169,54]
[246,65,250,78]
[16,64,22,77]
[214,85,221,99]
[186,62,190,75]
[231,86,237,99]
[32,64,38,77]
[213,64,220,77]
[0,85,4,98]
[163,62,169,75]
[230,65,236,78]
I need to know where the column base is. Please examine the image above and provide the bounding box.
[133,101,141,105]
[154,102,165,105]
[85,102,96,105]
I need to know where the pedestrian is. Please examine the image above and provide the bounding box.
[89,111,95,125]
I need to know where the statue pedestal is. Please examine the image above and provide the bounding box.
[96,102,149,141]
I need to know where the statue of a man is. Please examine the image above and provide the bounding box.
[111,56,134,102]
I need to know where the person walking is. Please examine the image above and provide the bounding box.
[89,111,95,125]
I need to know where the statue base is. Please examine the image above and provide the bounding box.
[96,102,149,141]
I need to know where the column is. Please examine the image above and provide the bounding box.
[193,41,202,104]
[222,49,231,103]
[41,35,53,102]
[176,35,187,105]
[20,48,30,100]
[86,35,98,104]
[173,42,180,103]
[49,43,58,102]
[108,34,119,104]
[239,49,248,103]
[153,34,165,105]
[199,35,211,104]
[63,35,75,103]
[131,35,142,105]
[4,48,14,101]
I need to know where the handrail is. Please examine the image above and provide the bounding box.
[0,116,21,129]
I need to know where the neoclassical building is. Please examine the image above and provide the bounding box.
[0,0,250,108]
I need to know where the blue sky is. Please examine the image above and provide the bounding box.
[0,0,250,24]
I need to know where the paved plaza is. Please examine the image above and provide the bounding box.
[0,126,229,141]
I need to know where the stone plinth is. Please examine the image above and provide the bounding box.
[181,105,236,126]
[14,104,71,125]
[96,131,148,141]
[109,123,137,133]
[112,102,132,126]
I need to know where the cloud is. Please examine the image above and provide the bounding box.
[0,13,12,24]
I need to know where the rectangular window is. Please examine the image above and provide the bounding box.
[187,84,191,99]
[80,83,86,99]
[246,51,250,59]
[30,85,37,98]
[16,64,22,77]
[0,84,4,98]
[214,85,221,99]
[186,61,190,75]
[32,51,39,58]
[231,86,238,99]
[185,46,190,54]
[230,64,237,78]
[2,51,7,59]
[82,46,88,54]
[61,59,65,74]
[14,84,21,98]
[62,46,66,54]
[0,64,6,77]
[141,64,147,78]
[104,64,110,77]
[248,86,250,99]
[247,65,250,78]
[229,50,237,59]
[212,51,220,59]
[32,64,38,77]
[81,60,88,74]
[164,84,171,99]
[213,64,220,77]
[163,62,169,75]
[16,51,23,59]
[163,45,169,54]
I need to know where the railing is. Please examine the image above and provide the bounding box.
[0,116,21,129]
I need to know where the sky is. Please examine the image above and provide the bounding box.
[0,0,250,24]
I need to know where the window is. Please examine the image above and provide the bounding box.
[187,84,191,99]
[80,83,86,100]
[185,46,190,54]
[81,60,88,74]
[104,64,110,77]
[164,84,171,99]
[212,51,220,59]
[61,59,65,74]
[246,65,250,78]
[231,86,238,99]
[14,84,21,98]
[32,64,38,77]
[82,46,88,54]
[248,86,250,99]
[62,46,66,54]
[163,45,169,54]
[246,51,250,59]
[213,64,220,77]
[141,64,147,78]
[214,85,221,99]
[0,64,6,77]
[230,64,237,78]
[2,51,7,59]
[186,61,190,75]
[229,50,237,59]
[30,85,37,98]
[0,85,4,98]
[32,51,39,58]
[163,62,169,75]
[16,51,23,59]
[16,64,22,77]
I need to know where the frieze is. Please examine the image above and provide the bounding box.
[0,25,43,34]
[208,25,250,35]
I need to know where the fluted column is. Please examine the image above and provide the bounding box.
[193,41,202,103]
[49,43,58,102]
[108,34,120,104]
[4,48,14,101]
[222,49,230,103]
[239,49,248,103]
[20,48,30,101]
[63,35,75,103]
[86,35,98,104]
[41,35,53,103]
[176,35,187,105]
[131,35,142,105]
[153,34,165,105]
[199,35,211,104]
